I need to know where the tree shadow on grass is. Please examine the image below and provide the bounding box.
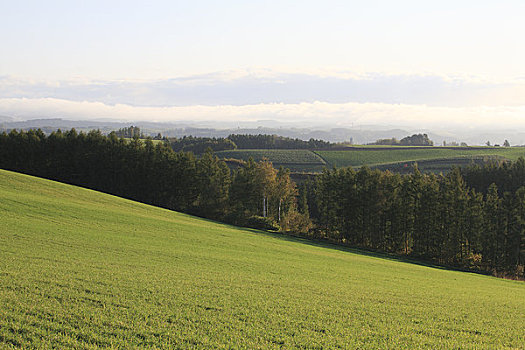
[181,212,514,280]
[218,222,498,279]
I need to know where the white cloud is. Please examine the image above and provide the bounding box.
[2,70,525,134]
[2,97,525,132]
[1,70,525,108]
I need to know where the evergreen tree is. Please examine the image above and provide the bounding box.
[483,183,504,271]
[195,148,231,219]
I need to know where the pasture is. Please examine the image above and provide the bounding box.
[1,169,524,349]
[315,146,525,168]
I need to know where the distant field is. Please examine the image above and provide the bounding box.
[216,149,326,172]
[1,169,524,348]
[316,147,525,168]
[216,147,525,173]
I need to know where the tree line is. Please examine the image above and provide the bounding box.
[371,133,434,146]
[169,136,237,154]
[168,134,333,154]
[0,129,305,230]
[0,128,523,279]
[114,126,144,139]
[304,164,524,278]
[226,134,332,150]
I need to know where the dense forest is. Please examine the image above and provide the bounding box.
[169,135,237,154]
[1,129,523,279]
[306,165,524,277]
[226,134,332,150]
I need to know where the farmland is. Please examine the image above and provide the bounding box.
[315,146,525,168]
[216,146,525,173]
[1,169,524,349]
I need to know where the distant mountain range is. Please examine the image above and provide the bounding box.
[0,118,437,144]
[0,115,14,122]
[1,117,524,146]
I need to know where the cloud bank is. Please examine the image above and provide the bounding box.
[1,71,524,108]
[2,70,525,135]
[2,97,525,132]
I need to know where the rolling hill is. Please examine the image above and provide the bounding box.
[0,169,524,348]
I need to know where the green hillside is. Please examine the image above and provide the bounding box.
[1,169,524,349]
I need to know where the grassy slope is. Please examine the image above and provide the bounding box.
[316,147,525,168]
[1,170,524,349]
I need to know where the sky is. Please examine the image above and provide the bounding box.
[1,0,525,134]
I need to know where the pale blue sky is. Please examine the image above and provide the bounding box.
[1,0,524,80]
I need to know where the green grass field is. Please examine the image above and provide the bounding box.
[1,169,524,349]
[316,147,525,168]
